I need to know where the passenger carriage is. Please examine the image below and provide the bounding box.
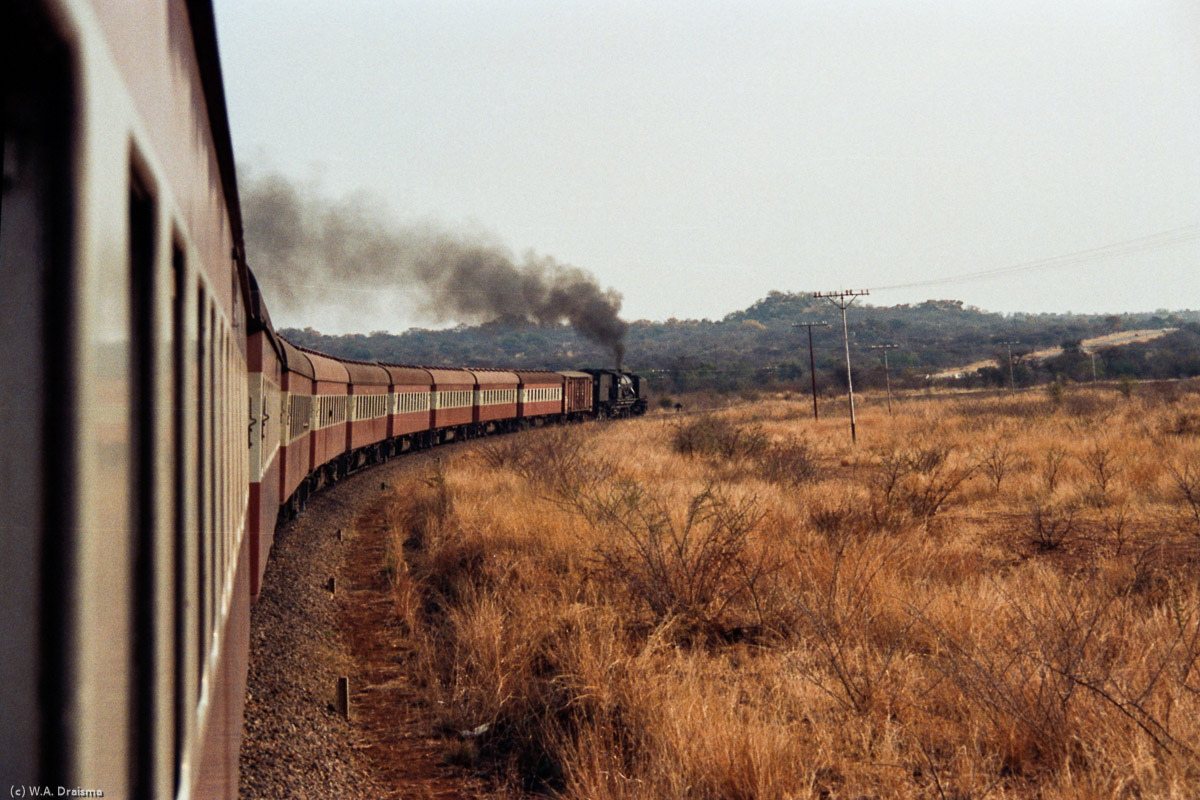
[342,359,391,466]
[383,364,435,451]
[279,339,316,516]
[299,347,351,484]
[427,367,476,440]
[516,370,566,422]
[471,369,520,434]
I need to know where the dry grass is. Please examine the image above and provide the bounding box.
[377,382,1200,798]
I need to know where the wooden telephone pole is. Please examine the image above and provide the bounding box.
[868,344,899,414]
[813,290,869,443]
[999,340,1019,394]
[792,321,829,420]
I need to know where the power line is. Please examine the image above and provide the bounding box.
[868,224,1200,292]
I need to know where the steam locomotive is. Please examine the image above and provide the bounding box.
[0,1,644,798]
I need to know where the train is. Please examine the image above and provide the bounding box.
[0,1,646,798]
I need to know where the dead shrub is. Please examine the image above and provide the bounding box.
[1080,443,1122,507]
[871,444,976,526]
[1166,455,1200,536]
[476,435,525,470]
[975,440,1020,492]
[808,499,876,542]
[789,538,916,715]
[1163,410,1200,437]
[584,481,775,641]
[1102,502,1133,555]
[1040,446,1069,492]
[508,426,614,501]
[671,414,768,462]
[1028,498,1079,551]
[1063,392,1112,420]
[756,435,823,486]
[920,578,1193,774]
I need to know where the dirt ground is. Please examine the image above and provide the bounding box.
[239,444,492,799]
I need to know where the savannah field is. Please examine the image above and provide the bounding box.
[369,381,1200,799]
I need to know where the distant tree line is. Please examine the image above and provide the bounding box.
[281,291,1200,395]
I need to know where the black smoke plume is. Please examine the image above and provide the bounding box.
[240,169,627,367]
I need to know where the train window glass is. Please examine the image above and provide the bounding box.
[128,162,158,796]
[195,287,209,693]
[170,240,187,793]
[207,307,218,663]
[214,324,223,603]
[221,327,230,587]
[0,6,75,775]
[215,319,225,609]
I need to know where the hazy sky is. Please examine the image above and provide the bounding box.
[213,0,1200,333]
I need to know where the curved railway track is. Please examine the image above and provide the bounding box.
[240,441,491,800]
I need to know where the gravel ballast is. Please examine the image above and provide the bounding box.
[239,448,480,799]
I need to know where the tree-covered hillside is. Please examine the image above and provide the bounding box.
[282,292,1200,394]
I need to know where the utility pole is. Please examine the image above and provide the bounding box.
[813,290,869,443]
[868,344,899,415]
[999,340,1019,394]
[792,321,829,420]
[1089,349,1098,383]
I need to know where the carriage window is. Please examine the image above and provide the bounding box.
[128,162,159,796]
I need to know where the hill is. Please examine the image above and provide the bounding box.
[281,292,1200,393]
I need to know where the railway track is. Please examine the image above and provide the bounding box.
[240,442,489,799]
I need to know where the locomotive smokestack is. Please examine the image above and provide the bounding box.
[241,169,628,361]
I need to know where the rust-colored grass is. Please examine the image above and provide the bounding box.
[376,382,1200,798]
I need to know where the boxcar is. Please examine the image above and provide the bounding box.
[560,370,595,419]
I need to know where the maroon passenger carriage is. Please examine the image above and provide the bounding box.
[246,293,285,602]
[427,367,476,441]
[0,1,647,797]
[301,347,351,485]
[472,369,520,434]
[516,370,566,421]
[278,339,316,519]
[384,364,434,451]
[2,0,254,796]
[344,360,391,464]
